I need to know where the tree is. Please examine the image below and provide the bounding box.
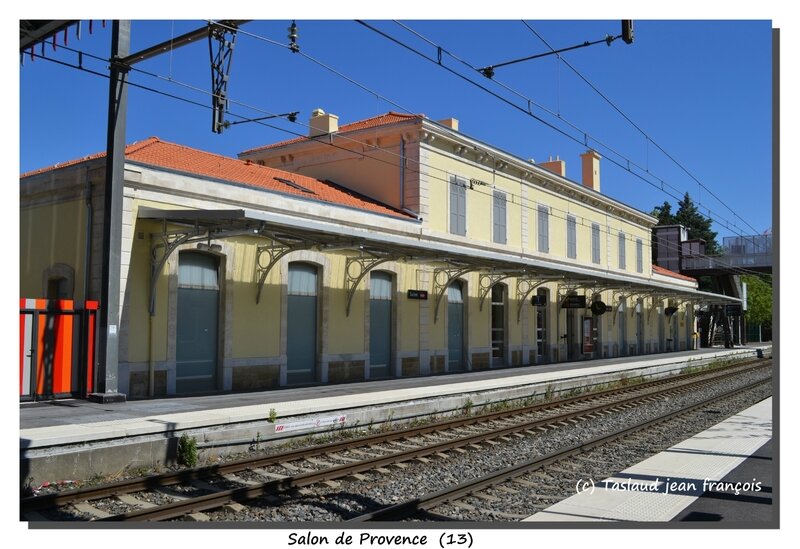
[674,192,721,255]
[650,200,675,226]
[742,274,773,329]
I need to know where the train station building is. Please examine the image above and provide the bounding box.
[20,110,740,400]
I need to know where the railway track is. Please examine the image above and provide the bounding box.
[21,357,772,522]
[348,377,771,521]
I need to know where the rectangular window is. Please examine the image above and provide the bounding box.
[537,204,549,253]
[618,231,626,269]
[636,238,644,273]
[493,191,507,244]
[449,175,467,236]
[591,223,601,264]
[566,215,577,259]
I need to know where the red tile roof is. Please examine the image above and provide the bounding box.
[239,111,424,155]
[652,264,697,283]
[21,137,416,220]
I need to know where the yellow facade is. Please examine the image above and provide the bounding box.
[21,112,707,399]
[20,198,87,301]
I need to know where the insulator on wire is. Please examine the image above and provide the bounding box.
[288,20,299,53]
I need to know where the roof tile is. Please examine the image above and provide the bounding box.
[652,264,697,283]
[239,111,423,155]
[21,137,415,220]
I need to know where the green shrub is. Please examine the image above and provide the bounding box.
[177,433,198,467]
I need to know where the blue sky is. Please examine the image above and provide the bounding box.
[19,19,773,241]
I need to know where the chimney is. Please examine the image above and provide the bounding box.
[537,155,566,177]
[309,108,339,137]
[437,118,459,131]
[580,149,601,192]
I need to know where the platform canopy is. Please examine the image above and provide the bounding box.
[139,207,739,317]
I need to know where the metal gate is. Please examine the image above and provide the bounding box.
[287,263,318,384]
[176,252,219,394]
[369,272,392,379]
[20,299,98,400]
[447,281,465,372]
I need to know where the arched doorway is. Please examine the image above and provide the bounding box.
[369,271,393,379]
[176,251,220,393]
[447,280,465,372]
[287,262,319,384]
[490,284,507,367]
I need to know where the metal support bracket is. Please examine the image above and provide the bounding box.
[478,272,525,311]
[255,239,315,304]
[556,280,597,312]
[516,276,562,322]
[648,294,670,321]
[149,224,204,315]
[344,254,402,316]
[611,289,632,324]
[209,21,238,133]
[432,266,481,322]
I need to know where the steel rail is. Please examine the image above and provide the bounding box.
[22,357,769,514]
[95,363,771,521]
[348,377,772,521]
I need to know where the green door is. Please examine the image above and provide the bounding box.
[287,263,318,384]
[447,281,465,372]
[369,272,392,379]
[176,252,219,394]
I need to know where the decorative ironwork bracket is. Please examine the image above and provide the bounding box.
[611,289,632,324]
[478,272,525,311]
[432,266,481,322]
[149,225,203,315]
[516,276,562,322]
[647,294,671,321]
[255,240,315,304]
[344,254,402,316]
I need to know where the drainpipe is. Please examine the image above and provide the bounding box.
[148,234,155,397]
[399,136,405,209]
[83,167,94,396]
[82,166,93,303]
[149,313,156,397]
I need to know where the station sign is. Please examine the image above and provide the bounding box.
[561,295,587,309]
[531,294,547,307]
[725,304,743,316]
[407,289,428,300]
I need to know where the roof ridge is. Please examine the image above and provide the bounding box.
[239,111,426,156]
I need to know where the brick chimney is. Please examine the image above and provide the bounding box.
[537,155,566,177]
[580,149,601,192]
[309,108,339,137]
[437,118,459,131]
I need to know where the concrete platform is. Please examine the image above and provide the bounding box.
[20,345,770,485]
[523,396,773,523]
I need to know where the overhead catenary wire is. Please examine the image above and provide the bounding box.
[385,20,768,254]
[23,44,770,280]
[521,20,765,240]
[212,20,766,260]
